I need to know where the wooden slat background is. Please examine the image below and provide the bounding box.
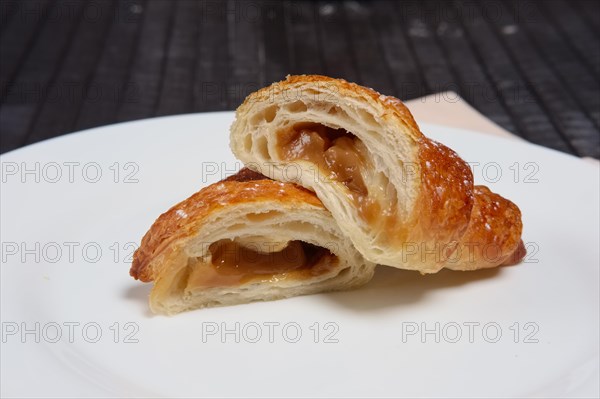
[0,0,598,158]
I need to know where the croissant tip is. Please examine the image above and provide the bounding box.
[501,240,527,267]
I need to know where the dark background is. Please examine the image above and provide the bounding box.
[1,0,599,157]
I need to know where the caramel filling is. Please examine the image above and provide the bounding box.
[187,239,338,289]
[278,123,397,230]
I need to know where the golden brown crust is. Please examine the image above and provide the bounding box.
[447,185,524,270]
[502,240,526,266]
[130,169,323,282]
[410,138,475,264]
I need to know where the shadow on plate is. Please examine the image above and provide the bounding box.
[123,284,154,318]
[324,265,501,311]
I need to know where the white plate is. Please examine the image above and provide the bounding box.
[1,112,598,398]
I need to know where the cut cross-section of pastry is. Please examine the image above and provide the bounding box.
[130,168,375,315]
[230,75,524,272]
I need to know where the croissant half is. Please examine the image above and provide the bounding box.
[131,169,375,314]
[230,75,524,273]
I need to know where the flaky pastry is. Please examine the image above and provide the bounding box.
[230,75,524,272]
[130,169,375,314]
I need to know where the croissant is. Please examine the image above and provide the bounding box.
[130,168,375,314]
[230,75,524,273]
